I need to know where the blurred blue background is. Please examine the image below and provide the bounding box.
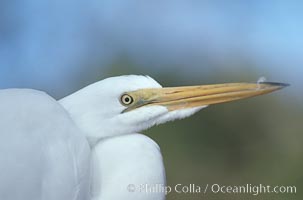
[1,1,302,199]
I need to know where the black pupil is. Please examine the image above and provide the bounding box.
[124,97,130,103]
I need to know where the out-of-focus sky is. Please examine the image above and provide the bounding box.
[0,0,302,99]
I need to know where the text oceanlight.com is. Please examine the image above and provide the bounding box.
[127,183,297,196]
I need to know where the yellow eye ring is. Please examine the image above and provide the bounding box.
[120,94,134,106]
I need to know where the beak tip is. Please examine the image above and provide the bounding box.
[260,82,290,89]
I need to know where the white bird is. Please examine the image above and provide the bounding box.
[0,75,287,200]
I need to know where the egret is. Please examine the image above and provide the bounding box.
[0,75,287,200]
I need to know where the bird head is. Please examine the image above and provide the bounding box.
[60,75,287,146]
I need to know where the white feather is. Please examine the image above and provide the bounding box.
[0,89,91,200]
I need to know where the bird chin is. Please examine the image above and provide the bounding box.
[155,105,208,125]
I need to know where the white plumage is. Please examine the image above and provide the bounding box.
[91,134,165,200]
[0,89,90,200]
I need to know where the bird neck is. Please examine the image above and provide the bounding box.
[59,88,109,146]
[90,133,166,200]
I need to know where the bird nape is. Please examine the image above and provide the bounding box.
[0,75,288,200]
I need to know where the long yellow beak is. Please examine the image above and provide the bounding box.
[123,82,288,112]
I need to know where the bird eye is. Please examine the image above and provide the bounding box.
[120,94,134,106]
